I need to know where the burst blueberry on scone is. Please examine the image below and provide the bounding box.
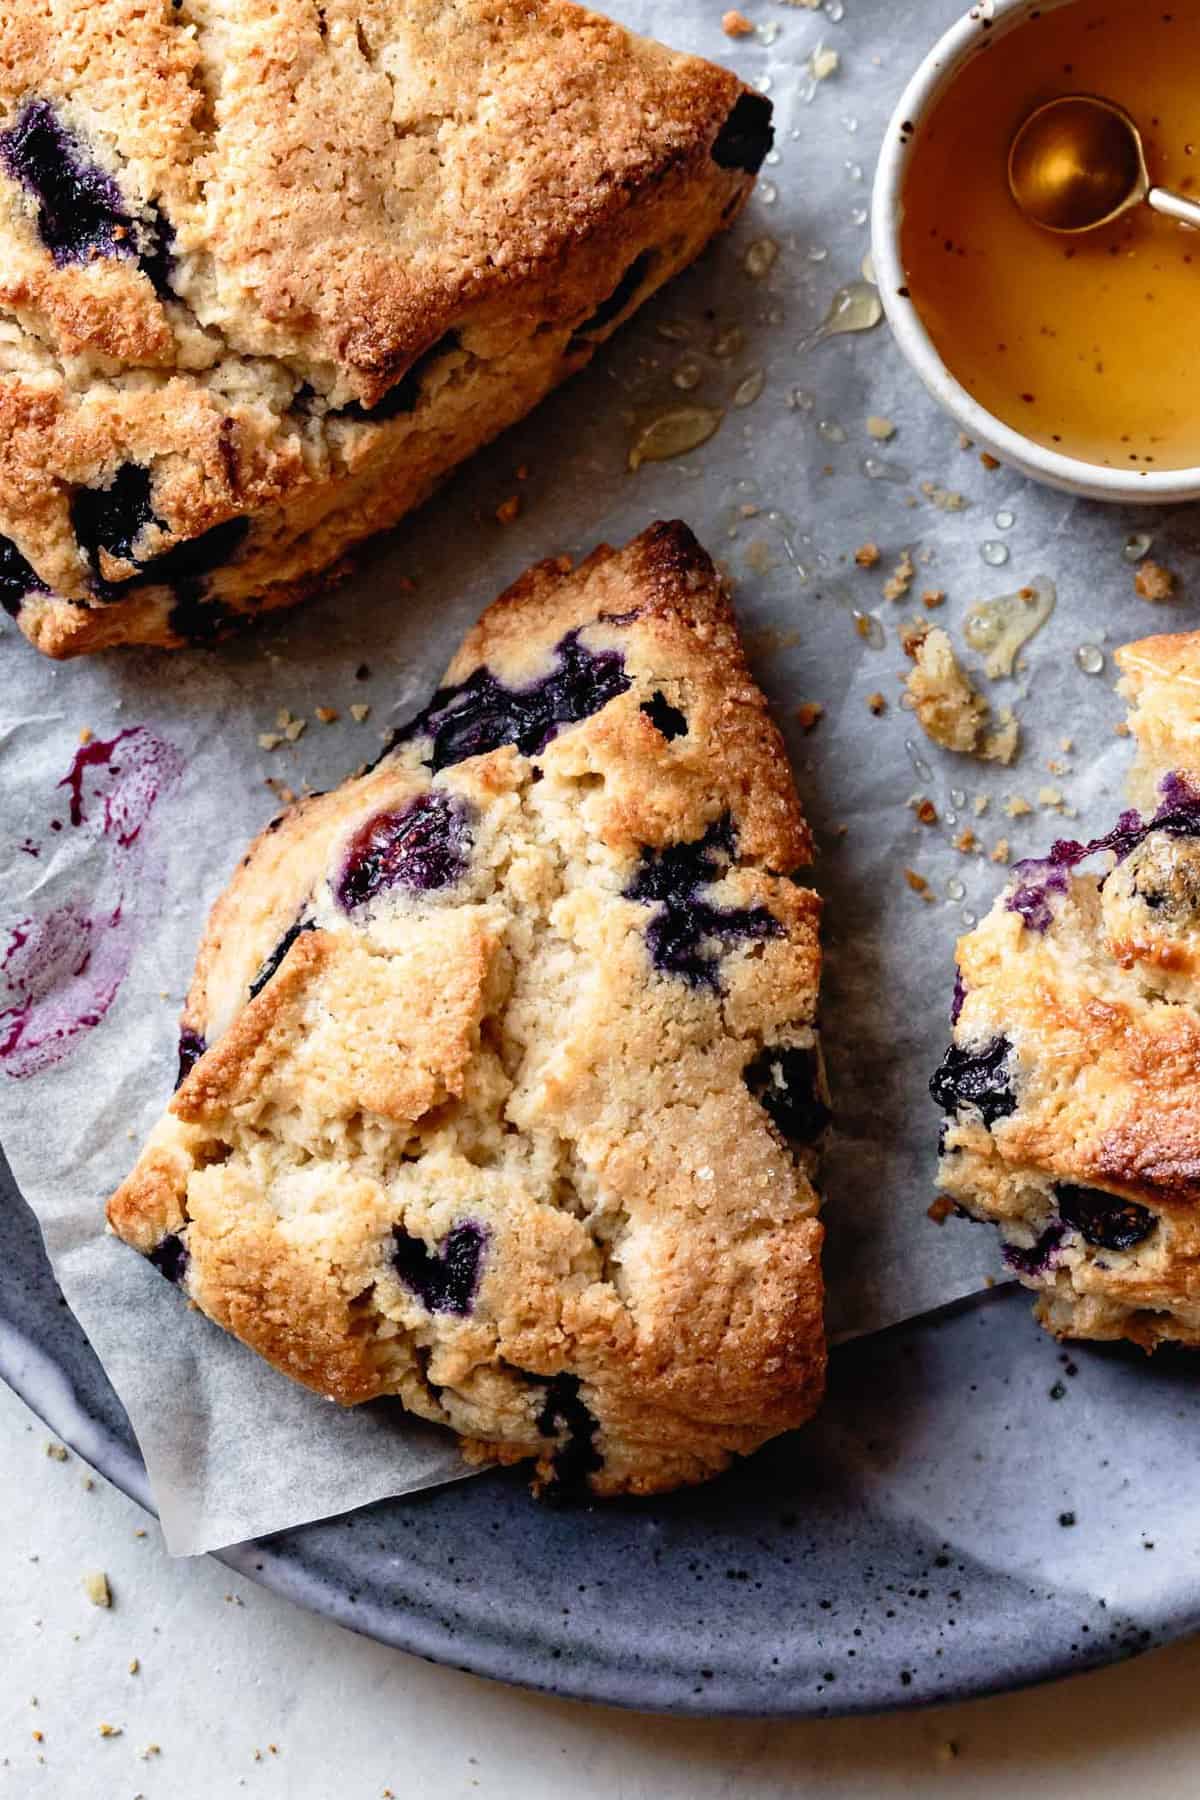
[0,0,772,659]
[109,522,827,1497]
[932,629,1200,1350]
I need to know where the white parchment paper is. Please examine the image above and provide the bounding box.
[3,0,1193,1555]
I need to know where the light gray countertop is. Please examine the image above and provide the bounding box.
[3,1377,1198,1800]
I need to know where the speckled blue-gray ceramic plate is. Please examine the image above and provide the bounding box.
[4,1148,1199,1716]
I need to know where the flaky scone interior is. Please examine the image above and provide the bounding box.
[110,521,827,1498]
[933,629,1200,1350]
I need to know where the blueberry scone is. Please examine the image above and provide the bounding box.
[0,2,772,659]
[109,522,826,1497]
[932,628,1200,1350]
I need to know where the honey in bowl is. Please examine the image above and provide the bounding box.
[900,2,1200,472]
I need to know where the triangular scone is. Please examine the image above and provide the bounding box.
[0,0,772,658]
[110,521,827,1498]
[933,629,1200,1351]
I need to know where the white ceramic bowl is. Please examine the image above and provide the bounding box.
[870,0,1200,505]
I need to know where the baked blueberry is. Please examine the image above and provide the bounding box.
[248,917,315,999]
[743,1045,830,1144]
[711,91,774,174]
[148,1233,188,1284]
[929,1037,1017,1127]
[640,691,688,741]
[1055,1184,1157,1252]
[536,1373,602,1499]
[572,251,656,341]
[176,1028,206,1087]
[71,463,163,576]
[392,1221,487,1315]
[624,814,780,987]
[0,534,47,618]
[335,793,472,910]
[1,99,131,266]
[1002,1222,1064,1278]
[393,629,630,771]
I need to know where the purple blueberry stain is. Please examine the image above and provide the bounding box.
[176,1027,205,1087]
[1055,1183,1157,1252]
[390,629,630,772]
[623,814,781,988]
[0,99,172,288]
[335,792,472,912]
[1002,1222,1065,1279]
[929,1036,1017,1127]
[392,1221,488,1316]
[0,533,48,618]
[743,1044,830,1144]
[148,1232,188,1284]
[0,730,183,1080]
[711,91,775,175]
[640,691,688,741]
[536,1373,602,1501]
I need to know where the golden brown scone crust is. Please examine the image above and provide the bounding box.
[933,628,1200,1350]
[0,0,770,657]
[109,522,827,1497]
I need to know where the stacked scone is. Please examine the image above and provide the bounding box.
[0,0,771,656]
[933,631,1200,1350]
[110,524,829,1496]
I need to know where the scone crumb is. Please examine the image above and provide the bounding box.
[855,541,881,568]
[810,44,840,79]
[1115,720,1131,737]
[315,706,340,725]
[979,452,1000,470]
[954,828,977,853]
[722,8,754,34]
[139,1745,161,1761]
[78,726,93,746]
[83,1571,111,1609]
[350,703,372,723]
[128,1659,140,1676]
[265,779,296,807]
[922,588,946,610]
[45,1441,68,1461]
[495,495,522,525]
[867,690,887,715]
[284,719,306,743]
[904,868,936,902]
[795,701,825,731]
[920,481,968,512]
[911,796,938,825]
[973,794,990,816]
[900,616,932,657]
[928,1196,957,1224]
[1038,786,1065,810]
[98,1723,122,1739]
[883,549,916,601]
[867,415,896,440]
[990,838,1010,863]
[1003,794,1033,818]
[1134,560,1176,602]
[257,733,282,752]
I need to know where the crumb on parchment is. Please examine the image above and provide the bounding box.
[855,541,881,568]
[883,549,915,602]
[867,690,887,715]
[722,8,754,34]
[795,701,824,731]
[904,869,936,903]
[1135,560,1176,602]
[904,627,1019,765]
[83,1571,111,1609]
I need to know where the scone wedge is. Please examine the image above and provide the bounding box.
[933,629,1200,1350]
[0,0,772,657]
[110,522,827,1497]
